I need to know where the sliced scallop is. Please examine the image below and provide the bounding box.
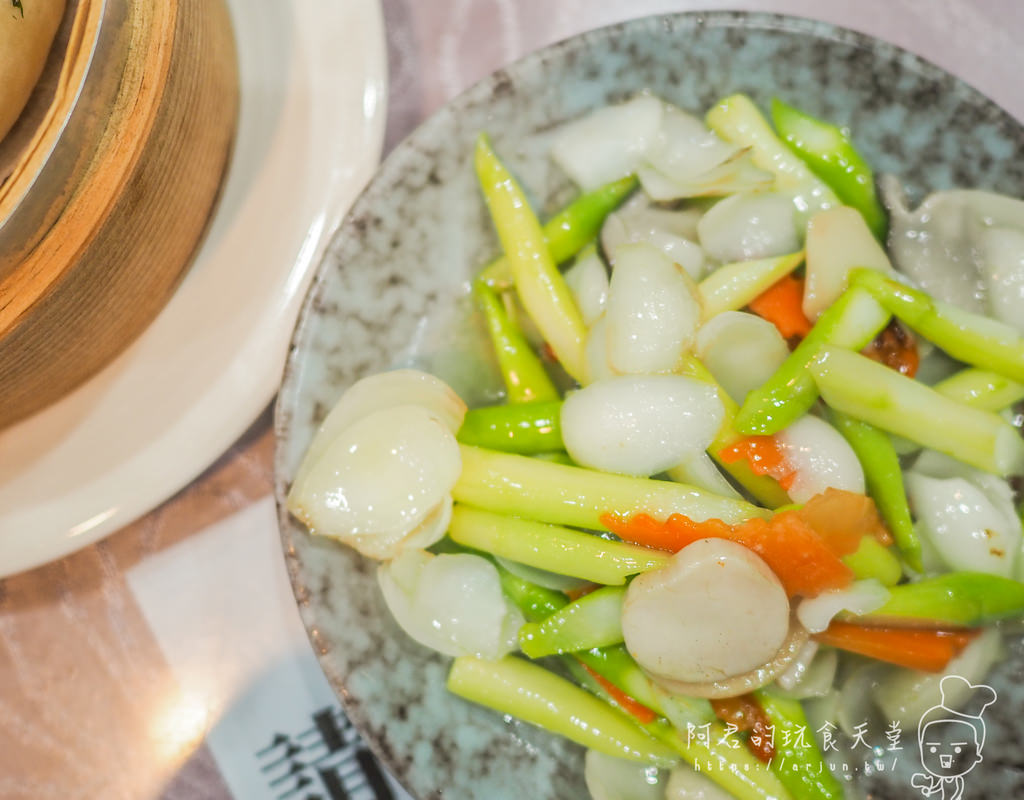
[561,374,723,476]
[287,404,461,559]
[697,192,800,264]
[695,311,789,403]
[294,369,466,487]
[621,539,792,689]
[605,242,702,375]
[775,415,865,504]
[378,550,523,659]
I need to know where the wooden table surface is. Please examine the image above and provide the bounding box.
[1,1,1021,798]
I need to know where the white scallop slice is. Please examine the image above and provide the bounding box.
[664,766,734,800]
[550,94,664,190]
[287,404,461,560]
[904,450,1020,577]
[644,103,738,182]
[775,414,865,504]
[561,374,723,476]
[293,369,466,487]
[622,539,791,684]
[378,550,523,659]
[979,226,1024,333]
[605,242,702,375]
[584,750,665,800]
[697,192,800,264]
[602,192,703,250]
[564,248,610,326]
[803,206,894,320]
[795,579,890,634]
[602,195,705,279]
[694,311,790,403]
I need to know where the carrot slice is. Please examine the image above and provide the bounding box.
[748,274,813,340]
[795,487,893,555]
[601,509,854,597]
[815,622,976,672]
[718,436,796,490]
[581,664,658,724]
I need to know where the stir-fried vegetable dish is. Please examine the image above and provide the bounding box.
[286,91,1024,800]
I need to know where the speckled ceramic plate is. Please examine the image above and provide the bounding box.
[275,12,1024,800]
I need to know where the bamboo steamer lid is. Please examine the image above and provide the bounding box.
[0,0,239,427]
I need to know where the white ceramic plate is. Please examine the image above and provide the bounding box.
[0,0,387,577]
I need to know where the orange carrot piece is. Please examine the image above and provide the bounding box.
[748,274,813,339]
[815,622,976,673]
[581,664,658,724]
[795,488,893,555]
[719,436,796,490]
[601,509,853,597]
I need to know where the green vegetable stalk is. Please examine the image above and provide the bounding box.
[448,504,669,585]
[575,645,668,716]
[495,567,569,623]
[454,445,768,530]
[735,286,891,435]
[770,99,887,240]
[447,655,679,765]
[457,400,563,452]
[706,94,839,225]
[842,536,902,587]
[857,572,1024,627]
[647,720,796,800]
[519,586,625,658]
[475,134,588,381]
[810,346,1024,476]
[680,358,792,508]
[851,267,1024,383]
[932,367,1024,412]
[828,409,923,572]
[697,251,805,320]
[755,690,845,800]
[473,282,560,404]
[477,175,637,289]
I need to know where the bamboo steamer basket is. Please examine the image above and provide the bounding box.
[0,0,238,428]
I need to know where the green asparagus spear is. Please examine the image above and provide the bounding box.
[575,645,668,716]
[679,358,793,508]
[447,655,679,765]
[810,346,1024,476]
[495,567,569,623]
[457,400,563,452]
[475,134,588,381]
[932,367,1024,412]
[454,445,768,530]
[851,268,1024,383]
[828,409,923,571]
[697,251,805,320]
[842,536,903,587]
[770,99,887,240]
[735,287,891,435]
[519,586,625,658]
[478,175,637,289]
[474,282,560,404]
[706,94,839,225]
[755,690,845,800]
[448,504,669,585]
[856,572,1024,627]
